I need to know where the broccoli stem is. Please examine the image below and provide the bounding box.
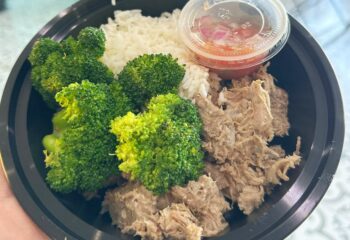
[52,110,68,132]
[43,134,58,153]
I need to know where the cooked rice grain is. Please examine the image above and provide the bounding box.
[101,10,210,100]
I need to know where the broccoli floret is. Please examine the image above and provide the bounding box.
[42,80,133,193]
[77,27,106,57]
[118,54,185,111]
[29,27,113,109]
[29,38,63,66]
[109,81,136,114]
[110,93,204,195]
[61,36,78,55]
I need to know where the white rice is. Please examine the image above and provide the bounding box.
[100,10,210,100]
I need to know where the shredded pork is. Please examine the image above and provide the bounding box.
[199,65,301,215]
[103,182,162,240]
[159,204,202,240]
[253,64,290,136]
[104,176,230,240]
[218,80,274,141]
[170,175,230,237]
[196,95,236,164]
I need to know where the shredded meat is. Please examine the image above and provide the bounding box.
[159,203,202,240]
[269,145,286,157]
[205,139,301,215]
[227,135,279,167]
[237,186,265,215]
[157,194,173,211]
[265,154,301,185]
[103,182,163,240]
[103,176,230,239]
[218,80,274,141]
[197,79,278,164]
[199,64,301,215]
[170,175,230,236]
[207,72,223,106]
[230,64,291,136]
[196,95,236,164]
[254,64,290,136]
[205,161,265,204]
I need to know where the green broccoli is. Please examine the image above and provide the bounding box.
[29,38,63,66]
[77,27,106,57]
[110,93,204,195]
[42,80,133,193]
[117,54,185,111]
[29,27,114,109]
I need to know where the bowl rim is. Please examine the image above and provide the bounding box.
[0,0,345,239]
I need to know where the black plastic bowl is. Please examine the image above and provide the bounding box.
[0,0,344,239]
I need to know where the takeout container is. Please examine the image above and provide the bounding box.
[178,0,290,78]
[0,0,344,239]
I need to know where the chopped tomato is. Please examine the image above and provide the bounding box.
[191,15,266,79]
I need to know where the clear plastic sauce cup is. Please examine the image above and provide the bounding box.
[179,0,290,79]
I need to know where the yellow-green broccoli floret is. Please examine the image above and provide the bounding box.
[29,27,114,109]
[110,93,204,195]
[42,80,133,193]
[117,54,185,111]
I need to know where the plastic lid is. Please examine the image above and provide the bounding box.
[179,0,290,66]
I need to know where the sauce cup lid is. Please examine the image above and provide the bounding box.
[179,0,290,66]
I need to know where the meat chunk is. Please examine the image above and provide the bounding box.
[205,144,301,214]
[269,145,286,158]
[197,64,301,215]
[196,95,236,164]
[254,64,290,136]
[203,136,286,194]
[269,86,290,136]
[229,64,291,136]
[103,176,231,239]
[159,203,202,240]
[237,186,265,215]
[170,175,230,236]
[205,162,265,205]
[265,154,301,185]
[197,79,278,164]
[207,72,223,106]
[218,80,274,141]
[103,182,162,240]
[224,135,277,167]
